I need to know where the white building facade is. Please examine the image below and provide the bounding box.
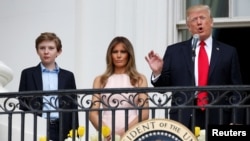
[0,0,250,140]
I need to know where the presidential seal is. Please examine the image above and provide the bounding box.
[121,118,197,141]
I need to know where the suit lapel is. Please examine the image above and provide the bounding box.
[182,39,195,80]
[33,64,43,90]
[31,64,43,111]
[209,40,220,79]
[58,70,64,89]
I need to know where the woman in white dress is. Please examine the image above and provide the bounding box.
[89,36,149,140]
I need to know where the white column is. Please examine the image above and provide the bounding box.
[0,61,13,92]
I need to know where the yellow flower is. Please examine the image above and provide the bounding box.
[78,126,85,137]
[39,136,46,141]
[68,129,78,138]
[195,126,200,137]
[102,125,111,137]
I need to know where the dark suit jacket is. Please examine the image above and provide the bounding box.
[18,63,79,140]
[152,37,243,128]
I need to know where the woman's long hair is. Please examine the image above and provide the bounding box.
[100,36,142,87]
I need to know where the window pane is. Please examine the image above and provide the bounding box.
[233,0,250,16]
[186,0,228,17]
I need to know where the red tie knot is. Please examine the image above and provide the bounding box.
[200,41,205,46]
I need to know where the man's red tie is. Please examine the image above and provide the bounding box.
[197,41,209,111]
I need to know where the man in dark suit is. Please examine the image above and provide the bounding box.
[145,4,243,130]
[18,32,79,141]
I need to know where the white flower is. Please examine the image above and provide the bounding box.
[90,132,103,141]
[114,134,121,141]
[79,136,84,141]
[197,129,206,141]
[64,137,79,141]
